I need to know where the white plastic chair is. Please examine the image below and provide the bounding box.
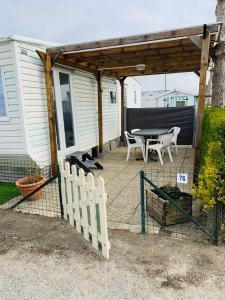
[131,129,144,143]
[145,133,173,165]
[124,131,145,160]
[169,127,181,155]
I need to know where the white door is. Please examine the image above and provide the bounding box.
[53,68,76,157]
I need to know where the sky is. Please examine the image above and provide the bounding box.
[1,0,217,94]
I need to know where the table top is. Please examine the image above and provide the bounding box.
[132,128,169,137]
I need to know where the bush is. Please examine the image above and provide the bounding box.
[193,107,225,209]
[201,107,225,173]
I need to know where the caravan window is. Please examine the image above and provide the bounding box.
[109,90,117,103]
[59,72,75,148]
[0,70,7,117]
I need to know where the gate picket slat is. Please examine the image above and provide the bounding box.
[65,162,74,226]
[60,163,68,220]
[71,165,81,233]
[79,169,89,241]
[87,173,98,250]
[60,161,110,259]
[96,177,110,259]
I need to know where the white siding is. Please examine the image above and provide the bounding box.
[14,40,141,165]
[17,42,122,164]
[72,70,98,151]
[16,41,51,164]
[0,41,26,156]
[72,70,120,151]
[102,77,120,143]
[125,78,141,108]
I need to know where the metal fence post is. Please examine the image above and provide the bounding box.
[140,170,146,234]
[57,165,64,219]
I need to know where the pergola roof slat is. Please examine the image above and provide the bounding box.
[46,23,221,78]
[48,23,220,54]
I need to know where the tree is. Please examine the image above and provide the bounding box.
[212,0,225,107]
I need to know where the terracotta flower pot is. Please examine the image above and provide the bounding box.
[16,176,45,201]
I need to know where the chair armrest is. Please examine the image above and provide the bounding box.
[146,138,160,146]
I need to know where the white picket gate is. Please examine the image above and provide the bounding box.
[60,162,110,259]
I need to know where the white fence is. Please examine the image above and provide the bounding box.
[60,162,110,259]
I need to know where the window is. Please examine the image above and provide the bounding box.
[59,72,75,148]
[0,70,7,117]
[109,90,117,103]
[176,100,186,107]
[163,97,169,107]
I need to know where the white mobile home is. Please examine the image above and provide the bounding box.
[0,36,141,166]
[141,90,197,108]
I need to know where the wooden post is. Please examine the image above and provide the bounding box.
[96,71,103,154]
[194,29,210,176]
[119,77,126,142]
[44,52,58,175]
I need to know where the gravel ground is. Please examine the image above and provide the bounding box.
[0,210,225,300]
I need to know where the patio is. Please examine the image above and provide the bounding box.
[96,146,195,233]
[1,145,207,241]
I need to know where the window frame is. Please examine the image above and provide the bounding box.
[0,67,9,121]
[52,67,78,157]
[109,89,117,104]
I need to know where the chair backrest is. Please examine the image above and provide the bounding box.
[131,129,140,134]
[159,133,173,148]
[169,127,180,143]
[124,131,135,145]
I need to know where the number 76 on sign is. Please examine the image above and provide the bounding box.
[177,173,188,184]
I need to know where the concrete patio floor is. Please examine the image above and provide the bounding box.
[96,146,195,233]
[1,146,197,237]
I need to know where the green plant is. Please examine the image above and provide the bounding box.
[201,107,225,173]
[193,107,225,209]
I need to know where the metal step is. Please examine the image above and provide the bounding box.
[83,159,97,168]
[67,151,103,174]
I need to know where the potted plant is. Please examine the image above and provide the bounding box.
[146,184,192,226]
[16,166,45,201]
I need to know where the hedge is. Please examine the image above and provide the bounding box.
[193,107,225,209]
[201,107,225,174]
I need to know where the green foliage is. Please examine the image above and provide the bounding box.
[0,182,20,205]
[193,107,225,209]
[201,107,225,174]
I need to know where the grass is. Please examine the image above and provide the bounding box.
[0,182,20,205]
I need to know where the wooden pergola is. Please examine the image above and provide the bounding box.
[38,23,221,175]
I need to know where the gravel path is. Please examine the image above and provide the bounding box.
[0,210,224,300]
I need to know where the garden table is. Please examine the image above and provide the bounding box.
[132,128,169,161]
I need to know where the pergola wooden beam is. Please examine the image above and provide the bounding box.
[194,30,211,176]
[101,65,200,78]
[56,56,98,75]
[43,52,58,175]
[63,41,198,61]
[95,56,201,70]
[96,71,103,154]
[189,36,202,50]
[119,77,127,142]
[48,23,220,54]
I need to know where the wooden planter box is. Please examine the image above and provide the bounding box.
[146,188,192,226]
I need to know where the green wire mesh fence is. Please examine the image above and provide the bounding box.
[140,169,225,245]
